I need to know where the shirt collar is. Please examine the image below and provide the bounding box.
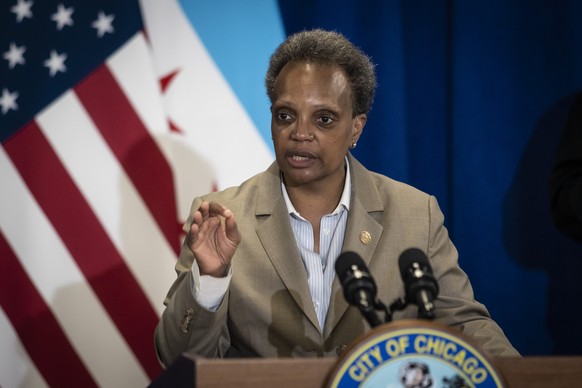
[282,156,351,217]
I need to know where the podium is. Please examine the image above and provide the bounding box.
[151,355,582,387]
[150,320,582,387]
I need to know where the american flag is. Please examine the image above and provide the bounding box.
[1,0,275,386]
[0,0,180,385]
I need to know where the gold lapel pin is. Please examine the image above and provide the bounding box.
[360,231,372,245]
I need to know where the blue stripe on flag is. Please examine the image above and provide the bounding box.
[178,0,285,151]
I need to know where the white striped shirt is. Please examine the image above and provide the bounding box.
[282,161,351,329]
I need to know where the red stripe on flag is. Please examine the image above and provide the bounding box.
[76,66,181,254]
[3,122,162,379]
[0,231,98,387]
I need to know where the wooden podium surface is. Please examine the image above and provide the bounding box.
[151,354,582,387]
[150,320,582,387]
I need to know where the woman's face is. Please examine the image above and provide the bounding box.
[270,61,365,191]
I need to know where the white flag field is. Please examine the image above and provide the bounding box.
[0,0,281,386]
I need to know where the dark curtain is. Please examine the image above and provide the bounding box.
[278,0,582,355]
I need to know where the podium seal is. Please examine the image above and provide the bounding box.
[327,320,505,387]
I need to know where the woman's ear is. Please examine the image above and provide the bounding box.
[352,113,367,145]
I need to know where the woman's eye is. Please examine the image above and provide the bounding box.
[319,116,333,124]
[277,113,291,121]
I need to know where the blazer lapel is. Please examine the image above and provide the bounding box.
[255,164,321,332]
[323,155,384,338]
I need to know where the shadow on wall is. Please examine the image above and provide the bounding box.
[503,93,582,355]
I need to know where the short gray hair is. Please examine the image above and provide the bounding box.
[265,29,377,116]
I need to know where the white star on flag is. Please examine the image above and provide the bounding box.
[10,0,34,23]
[3,43,26,69]
[51,4,75,30]
[0,88,19,115]
[43,50,67,77]
[92,11,115,38]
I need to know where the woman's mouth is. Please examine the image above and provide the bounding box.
[286,151,316,167]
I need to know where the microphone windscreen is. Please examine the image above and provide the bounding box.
[398,248,431,278]
[335,251,365,284]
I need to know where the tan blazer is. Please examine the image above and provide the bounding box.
[155,154,519,367]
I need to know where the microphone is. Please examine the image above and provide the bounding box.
[398,248,439,319]
[335,251,383,327]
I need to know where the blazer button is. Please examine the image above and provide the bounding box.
[180,307,195,334]
[336,344,348,356]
